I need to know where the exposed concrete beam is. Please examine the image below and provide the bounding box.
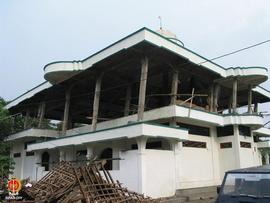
[62,87,71,135]
[209,85,214,112]
[137,56,148,121]
[170,69,179,105]
[124,84,132,116]
[38,102,46,128]
[213,84,220,112]
[248,85,253,114]
[24,109,30,129]
[92,73,103,131]
[232,78,238,113]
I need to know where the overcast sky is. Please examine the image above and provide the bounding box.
[0,0,269,119]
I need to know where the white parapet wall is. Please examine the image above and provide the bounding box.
[109,149,176,199]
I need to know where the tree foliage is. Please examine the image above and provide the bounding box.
[0,97,15,177]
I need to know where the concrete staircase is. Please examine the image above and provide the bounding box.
[161,186,217,203]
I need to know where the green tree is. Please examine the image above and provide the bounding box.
[0,97,15,178]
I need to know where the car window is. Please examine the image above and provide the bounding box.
[222,173,270,197]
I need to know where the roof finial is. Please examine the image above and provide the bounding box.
[158,16,163,30]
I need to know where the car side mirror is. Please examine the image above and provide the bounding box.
[217,185,221,194]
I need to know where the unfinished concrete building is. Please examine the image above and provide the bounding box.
[5,27,270,198]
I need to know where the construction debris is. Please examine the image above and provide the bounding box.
[25,160,158,203]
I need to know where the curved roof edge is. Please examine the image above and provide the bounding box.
[43,27,268,85]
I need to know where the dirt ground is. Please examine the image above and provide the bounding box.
[187,198,216,203]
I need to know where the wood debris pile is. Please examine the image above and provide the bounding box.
[25,161,158,203]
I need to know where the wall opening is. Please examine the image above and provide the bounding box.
[41,151,50,171]
[100,148,113,170]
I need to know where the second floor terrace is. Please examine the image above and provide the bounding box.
[5,28,270,139]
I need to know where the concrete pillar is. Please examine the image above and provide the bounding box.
[24,109,30,129]
[265,154,270,165]
[209,85,214,112]
[210,127,221,184]
[170,69,179,105]
[137,57,148,121]
[35,151,42,181]
[124,84,132,116]
[232,78,238,114]
[254,103,258,113]
[59,149,66,162]
[38,102,46,128]
[86,145,94,160]
[213,84,220,112]
[248,85,253,114]
[233,125,241,168]
[62,88,71,135]
[170,140,181,189]
[136,136,148,194]
[92,73,103,131]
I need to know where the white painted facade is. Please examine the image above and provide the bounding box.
[5,27,270,198]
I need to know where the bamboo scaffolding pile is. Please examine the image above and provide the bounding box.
[25,160,158,203]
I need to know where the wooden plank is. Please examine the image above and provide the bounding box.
[62,88,71,135]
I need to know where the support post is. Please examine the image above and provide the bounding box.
[233,125,241,168]
[254,102,258,113]
[213,84,220,112]
[137,57,148,121]
[86,145,94,161]
[248,85,252,114]
[124,84,132,116]
[24,109,30,129]
[265,154,270,165]
[170,69,179,105]
[232,78,238,114]
[136,136,148,194]
[38,102,46,128]
[92,73,103,131]
[59,149,65,162]
[62,88,71,135]
[209,85,214,112]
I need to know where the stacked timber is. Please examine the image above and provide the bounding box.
[25,160,157,203]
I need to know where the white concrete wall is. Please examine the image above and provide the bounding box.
[144,150,175,198]
[177,134,215,189]
[110,150,139,192]
[11,142,24,179]
[217,135,236,177]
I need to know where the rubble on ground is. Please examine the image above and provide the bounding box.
[25,160,158,203]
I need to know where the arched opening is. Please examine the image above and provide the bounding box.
[100,148,113,170]
[41,151,50,171]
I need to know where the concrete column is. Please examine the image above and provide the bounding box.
[38,102,46,128]
[254,103,258,113]
[170,140,181,189]
[209,85,214,112]
[265,154,270,165]
[62,88,71,135]
[248,85,253,114]
[232,78,238,114]
[124,84,132,116]
[213,84,220,112]
[92,73,103,131]
[136,136,148,194]
[170,69,179,105]
[24,109,30,129]
[233,125,241,168]
[210,127,221,184]
[137,57,148,121]
[86,145,94,160]
[35,151,42,181]
[59,149,66,162]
